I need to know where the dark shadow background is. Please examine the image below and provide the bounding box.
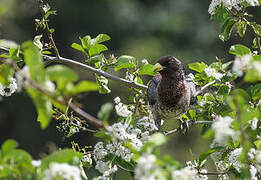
[0,0,260,179]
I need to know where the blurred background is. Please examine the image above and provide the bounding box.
[0,0,260,179]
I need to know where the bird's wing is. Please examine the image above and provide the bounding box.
[147,74,161,105]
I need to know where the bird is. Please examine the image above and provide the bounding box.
[147,56,196,130]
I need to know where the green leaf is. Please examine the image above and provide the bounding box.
[213,4,228,22]
[94,130,112,142]
[46,65,78,82]
[0,6,6,14]
[114,55,136,71]
[237,20,247,38]
[22,41,45,83]
[229,44,251,56]
[0,63,14,86]
[71,80,98,95]
[137,64,157,76]
[41,149,81,170]
[219,18,236,42]
[188,62,206,73]
[148,133,167,146]
[1,139,19,156]
[199,146,224,164]
[93,34,111,44]
[89,44,108,57]
[97,102,113,122]
[95,75,111,94]
[217,84,230,101]
[71,43,86,54]
[27,88,53,129]
[87,54,104,64]
[80,35,92,50]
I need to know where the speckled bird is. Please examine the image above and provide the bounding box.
[147,56,196,129]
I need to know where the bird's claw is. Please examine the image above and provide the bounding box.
[179,119,190,136]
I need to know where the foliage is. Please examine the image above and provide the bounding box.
[0,0,261,180]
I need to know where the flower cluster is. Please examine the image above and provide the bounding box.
[172,161,208,180]
[43,162,83,180]
[208,0,260,15]
[212,116,237,145]
[134,154,161,180]
[114,97,133,117]
[204,66,224,81]
[0,78,17,97]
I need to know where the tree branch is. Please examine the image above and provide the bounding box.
[0,46,148,90]
[194,80,216,97]
[163,120,213,135]
[2,59,108,131]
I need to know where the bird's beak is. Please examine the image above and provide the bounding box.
[153,63,164,72]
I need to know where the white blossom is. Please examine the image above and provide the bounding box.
[137,116,158,132]
[0,78,17,96]
[172,167,197,180]
[81,154,92,164]
[43,162,82,180]
[141,59,149,65]
[114,97,121,104]
[232,55,252,76]
[32,160,41,167]
[250,117,258,130]
[208,0,259,15]
[252,61,261,77]
[15,66,30,91]
[93,142,108,161]
[114,97,132,117]
[212,116,236,145]
[228,148,242,172]
[95,161,110,174]
[250,165,258,180]
[135,154,160,180]
[204,67,224,80]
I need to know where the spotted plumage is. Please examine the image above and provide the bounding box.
[148,56,196,129]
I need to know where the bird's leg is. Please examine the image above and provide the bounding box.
[178,118,190,136]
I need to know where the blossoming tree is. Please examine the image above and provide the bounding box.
[0,0,261,179]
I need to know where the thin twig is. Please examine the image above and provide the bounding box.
[194,80,216,97]
[199,171,227,176]
[37,0,61,59]
[163,120,213,135]
[2,59,108,131]
[0,46,148,90]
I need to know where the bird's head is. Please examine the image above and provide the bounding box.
[153,56,184,75]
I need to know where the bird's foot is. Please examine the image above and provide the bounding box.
[179,119,191,136]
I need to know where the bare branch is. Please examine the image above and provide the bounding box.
[164,120,212,135]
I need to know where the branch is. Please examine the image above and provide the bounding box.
[2,59,108,131]
[37,0,61,59]
[163,120,212,135]
[0,46,148,90]
[43,55,148,90]
[194,80,216,97]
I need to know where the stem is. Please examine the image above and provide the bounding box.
[37,0,61,59]
[164,120,213,135]
[2,59,108,131]
[194,80,216,97]
[0,46,148,90]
